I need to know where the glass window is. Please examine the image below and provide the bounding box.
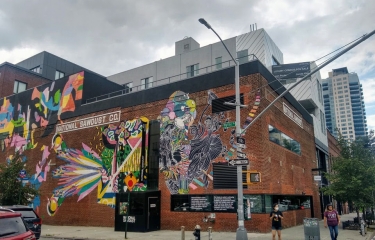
[124,82,133,93]
[215,57,222,70]
[141,77,153,90]
[13,80,27,94]
[268,125,301,154]
[55,70,65,80]
[237,49,248,64]
[186,64,199,78]
[0,216,28,237]
[30,66,41,73]
[272,56,280,66]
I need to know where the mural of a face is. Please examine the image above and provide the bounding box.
[46,117,149,216]
[160,89,261,194]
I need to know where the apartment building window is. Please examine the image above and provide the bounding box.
[237,49,248,64]
[186,64,199,78]
[344,85,348,88]
[55,70,65,80]
[124,82,133,93]
[141,77,153,90]
[30,66,41,73]
[215,57,222,70]
[13,80,27,94]
[272,56,280,66]
[320,110,326,134]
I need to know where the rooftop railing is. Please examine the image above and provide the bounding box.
[84,54,258,104]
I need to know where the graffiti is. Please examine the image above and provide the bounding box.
[159,90,225,194]
[46,117,149,216]
[160,89,261,194]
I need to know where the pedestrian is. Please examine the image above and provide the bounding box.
[324,203,340,240]
[270,203,283,240]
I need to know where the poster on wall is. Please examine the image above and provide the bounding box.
[119,202,129,215]
[213,195,237,212]
[189,195,212,212]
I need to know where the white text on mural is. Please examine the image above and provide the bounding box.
[56,111,121,133]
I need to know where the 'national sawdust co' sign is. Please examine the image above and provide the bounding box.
[56,111,121,133]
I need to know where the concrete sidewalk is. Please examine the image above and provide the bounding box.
[41,212,374,240]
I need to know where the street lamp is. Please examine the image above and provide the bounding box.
[199,18,248,240]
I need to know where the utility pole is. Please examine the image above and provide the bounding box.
[199,18,248,240]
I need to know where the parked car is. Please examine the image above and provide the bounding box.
[1,206,41,239]
[0,209,36,240]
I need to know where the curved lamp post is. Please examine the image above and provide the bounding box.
[199,18,248,240]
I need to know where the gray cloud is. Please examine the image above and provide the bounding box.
[0,0,373,80]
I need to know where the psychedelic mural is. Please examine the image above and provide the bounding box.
[159,89,261,194]
[0,72,84,213]
[0,72,84,153]
[47,117,149,216]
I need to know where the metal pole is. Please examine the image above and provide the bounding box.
[125,191,130,239]
[241,28,375,134]
[199,18,248,240]
[208,227,212,240]
[235,62,248,240]
[181,226,185,240]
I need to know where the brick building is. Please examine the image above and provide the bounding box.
[0,62,51,98]
[0,60,320,233]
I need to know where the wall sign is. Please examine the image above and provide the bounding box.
[283,103,303,128]
[213,195,237,212]
[56,111,121,133]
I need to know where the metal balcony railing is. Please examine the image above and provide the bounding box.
[84,54,258,104]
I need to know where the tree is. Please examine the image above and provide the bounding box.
[0,152,39,205]
[323,134,375,220]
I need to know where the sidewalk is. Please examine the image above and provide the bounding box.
[42,212,374,240]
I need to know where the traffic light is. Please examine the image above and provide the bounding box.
[243,170,261,185]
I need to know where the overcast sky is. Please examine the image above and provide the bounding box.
[1,0,374,131]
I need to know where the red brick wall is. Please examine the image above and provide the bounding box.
[0,64,50,98]
[0,72,320,232]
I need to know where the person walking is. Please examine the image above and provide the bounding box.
[324,203,340,240]
[270,203,283,240]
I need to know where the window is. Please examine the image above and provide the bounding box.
[124,82,133,93]
[186,64,199,78]
[339,107,345,110]
[337,86,342,90]
[184,44,189,51]
[215,57,222,70]
[30,66,41,73]
[272,56,280,66]
[237,49,248,64]
[212,94,244,113]
[55,70,65,80]
[338,91,343,94]
[13,80,27,93]
[320,110,325,134]
[269,125,301,154]
[141,77,153,90]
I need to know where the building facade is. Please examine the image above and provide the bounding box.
[322,67,367,140]
[272,61,330,217]
[0,62,51,98]
[107,28,283,90]
[16,51,103,81]
[0,60,320,233]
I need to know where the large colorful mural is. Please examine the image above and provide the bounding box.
[47,117,149,216]
[1,72,84,214]
[159,89,261,194]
